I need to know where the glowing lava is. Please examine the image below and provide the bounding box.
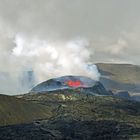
[66,80,82,87]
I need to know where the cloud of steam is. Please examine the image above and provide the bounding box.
[12,34,100,83]
[1,0,140,94]
[0,0,104,94]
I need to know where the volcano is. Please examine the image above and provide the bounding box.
[31,76,111,95]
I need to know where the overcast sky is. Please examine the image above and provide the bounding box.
[0,0,140,64]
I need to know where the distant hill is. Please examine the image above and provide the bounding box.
[97,63,140,95]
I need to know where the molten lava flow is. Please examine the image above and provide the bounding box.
[66,80,82,87]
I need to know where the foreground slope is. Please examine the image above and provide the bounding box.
[4,92,139,139]
[22,92,140,125]
[0,94,52,126]
[0,88,140,139]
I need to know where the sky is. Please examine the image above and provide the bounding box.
[0,0,140,94]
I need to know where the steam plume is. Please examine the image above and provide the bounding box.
[12,34,100,83]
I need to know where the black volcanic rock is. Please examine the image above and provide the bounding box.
[115,91,131,100]
[1,95,140,139]
[1,120,140,140]
[31,75,111,95]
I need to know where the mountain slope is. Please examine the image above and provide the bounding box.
[1,72,140,139]
[97,63,140,94]
[31,75,111,96]
[1,93,140,139]
[31,75,97,92]
[21,92,140,124]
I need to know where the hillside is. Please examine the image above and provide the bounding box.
[0,72,140,139]
[22,91,140,125]
[97,63,140,92]
[0,94,52,126]
[0,92,138,139]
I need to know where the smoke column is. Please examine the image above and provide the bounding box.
[12,34,100,83]
[0,32,100,94]
[0,1,103,94]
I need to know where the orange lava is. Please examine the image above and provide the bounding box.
[66,80,82,87]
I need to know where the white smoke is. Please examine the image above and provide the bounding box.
[12,34,100,83]
[0,0,103,94]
